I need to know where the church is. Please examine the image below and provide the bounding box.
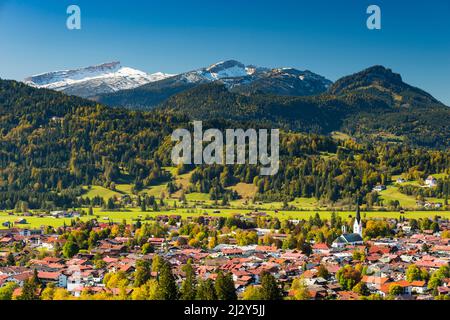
[332,205,364,248]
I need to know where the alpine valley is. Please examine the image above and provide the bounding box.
[0,58,447,213]
[0,59,449,302]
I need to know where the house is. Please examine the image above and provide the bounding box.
[50,211,65,217]
[396,178,406,184]
[38,271,68,288]
[14,219,27,225]
[0,237,14,245]
[147,237,166,249]
[221,248,244,256]
[380,280,427,296]
[8,271,33,286]
[19,229,42,237]
[312,243,331,255]
[67,272,83,294]
[361,275,390,291]
[373,185,386,192]
[425,176,437,188]
[410,281,428,294]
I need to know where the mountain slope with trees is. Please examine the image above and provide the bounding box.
[158,66,450,148]
[0,77,448,211]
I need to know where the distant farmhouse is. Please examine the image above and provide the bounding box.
[373,185,386,192]
[425,176,438,188]
[14,218,27,225]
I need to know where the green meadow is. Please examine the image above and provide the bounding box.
[3,167,445,230]
[1,208,449,230]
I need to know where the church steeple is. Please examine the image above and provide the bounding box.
[353,201,363,236]
[355,202,361,224]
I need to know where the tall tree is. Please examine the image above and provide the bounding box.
[214,271,237,300]
[62,236,79,258]
[180,259,197,300]
[157,261,179,300]
[134,260,151,287]
[19,269,41,300]
[260,272,283,300]
[196,279,217,300]
[6,252,15,266]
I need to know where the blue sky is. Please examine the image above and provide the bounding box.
[0,0,449,104]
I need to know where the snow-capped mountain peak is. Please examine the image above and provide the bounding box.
[125,59,333,103]
[24,62,175,98]
[203,60,250,79]
[24,59,333,105]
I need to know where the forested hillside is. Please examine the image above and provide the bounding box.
[0,79,187,209]
[0,78,449,211]
[159,66,450,148]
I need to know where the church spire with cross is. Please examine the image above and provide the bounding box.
[353,201,363,236]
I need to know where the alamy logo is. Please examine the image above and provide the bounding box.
[67,5,81,30]
[367,5,381,30]
[171,121,279,176]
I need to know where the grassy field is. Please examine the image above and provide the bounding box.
[379,186,419,208]
[228,183,257,199]
[80,171,446,212]
[381,173,446,209]
[433,173,449,180]
[331,131,352,141]
[82,186,122,200]
[185,193,211,202]
[52,167,447,233]
[115,184,133,195]
[0,212,87,230]
[1,207,449,230]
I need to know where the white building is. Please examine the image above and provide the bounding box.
[332,205,364,248]
[425,176,437,188]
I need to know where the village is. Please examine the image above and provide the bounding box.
[0,208,449,300]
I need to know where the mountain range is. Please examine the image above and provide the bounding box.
[25,60,332,108]
[157,65,449,147]
[15,60,450,148]
[24,61,174,98]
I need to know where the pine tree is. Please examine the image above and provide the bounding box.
[330,211,337,228]
[152,254,161,273]
[214,271,237,300]
[180,259,196,300]
[19,269,41,300]
[157,261,178,300]
[260,272,283,300]
[6,252,15,266]
[106,197,115,210]
[196,279,217,300]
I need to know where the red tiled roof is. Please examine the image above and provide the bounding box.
[255,245,278,252]
[337,291,360,300]
[222,248,243,255]
[312,243,329,250]
[361,276,390,286]
[38,271,61,281]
